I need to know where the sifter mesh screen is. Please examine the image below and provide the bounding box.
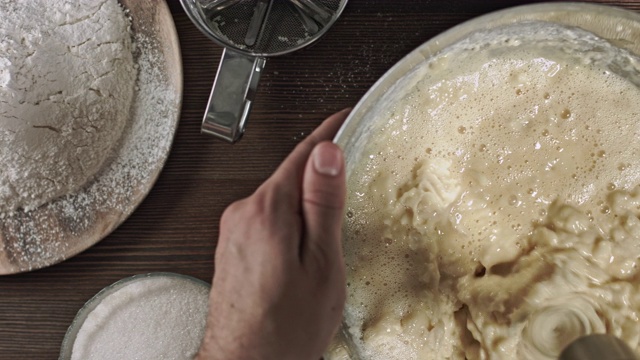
[199,0,345,56]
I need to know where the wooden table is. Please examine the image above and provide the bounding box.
[0,0,638,358]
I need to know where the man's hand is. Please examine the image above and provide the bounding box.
[198,108,351,360]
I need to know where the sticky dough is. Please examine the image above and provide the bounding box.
[337,22,640,360]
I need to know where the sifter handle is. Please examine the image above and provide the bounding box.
[202,48,266,143]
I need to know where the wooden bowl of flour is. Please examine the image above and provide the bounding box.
[0,0,182,274]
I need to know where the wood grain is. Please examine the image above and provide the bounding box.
[0,0,638,358]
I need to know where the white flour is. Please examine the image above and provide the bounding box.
[0,0,136,215]
[0,1,180,273]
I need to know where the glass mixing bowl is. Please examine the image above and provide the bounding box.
[328,3,640,359]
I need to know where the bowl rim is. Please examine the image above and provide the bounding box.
[333,1,640,180]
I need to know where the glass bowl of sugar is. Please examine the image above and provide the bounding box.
[59,272,211,360]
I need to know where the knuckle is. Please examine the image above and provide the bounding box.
[251,189,286,222]
[221,188,296,241]
[258,182,296,213]
[222,189,272,223]
[297,135,319,153]
[220,196,268,239]
[220,199,245,228]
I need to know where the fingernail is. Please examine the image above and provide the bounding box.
[313,143,343,177]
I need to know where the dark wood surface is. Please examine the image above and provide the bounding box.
[1,0,638,358]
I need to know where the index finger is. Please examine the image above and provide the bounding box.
[274,108,351,182]
[256,107,351,204]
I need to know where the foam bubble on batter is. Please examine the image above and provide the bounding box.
[337,21,640,360]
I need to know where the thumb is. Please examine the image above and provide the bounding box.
[301,141,346,264]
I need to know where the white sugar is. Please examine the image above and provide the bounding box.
[71,276,210,360]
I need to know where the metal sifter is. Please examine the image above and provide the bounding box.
[180,0,348,142]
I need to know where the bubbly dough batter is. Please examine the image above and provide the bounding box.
[0,0,136,215]
[337,22,640,360]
